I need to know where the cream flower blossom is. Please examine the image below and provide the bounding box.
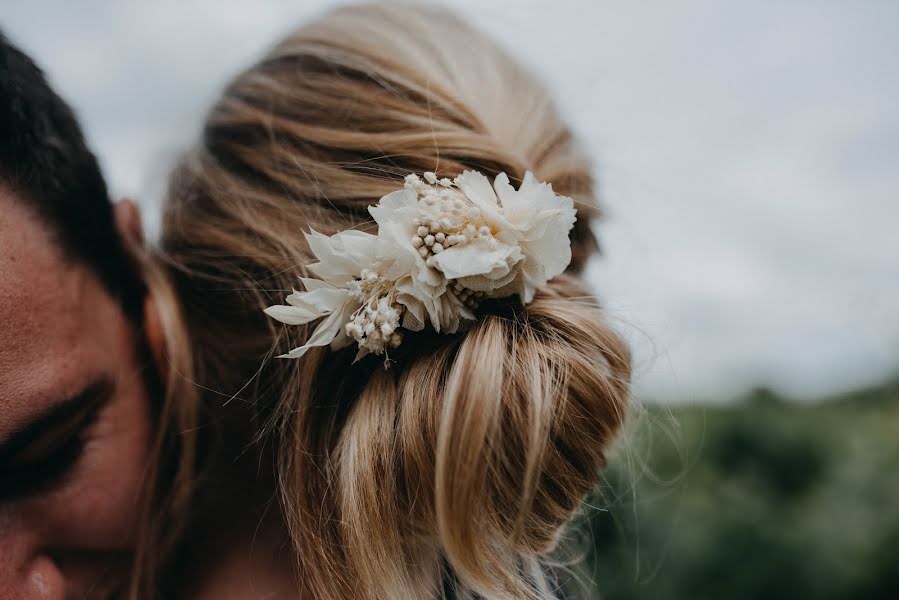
[264,170,578,362]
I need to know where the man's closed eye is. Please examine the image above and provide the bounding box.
[0,379,112,501]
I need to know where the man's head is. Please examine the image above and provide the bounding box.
[0,32,142,318]
[0,32,156,598]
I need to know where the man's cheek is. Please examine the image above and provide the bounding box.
[44,392,152,549]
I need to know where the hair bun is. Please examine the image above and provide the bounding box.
[326,273,630,598]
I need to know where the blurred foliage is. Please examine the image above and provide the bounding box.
[574,378,899,599]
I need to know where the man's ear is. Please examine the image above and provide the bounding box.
[144,294,168,380]
[113,199,168,379]
[113,199,144,247]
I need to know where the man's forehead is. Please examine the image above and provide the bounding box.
[0,190,99,416]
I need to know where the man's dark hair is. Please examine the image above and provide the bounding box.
[0,31,143,318]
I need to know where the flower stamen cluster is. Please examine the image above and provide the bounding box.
[345,294,404,355]
[450,280,486,309]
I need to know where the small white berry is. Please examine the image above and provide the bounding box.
[424,235,435,247]
[435,232,445,243]
[418,246,429,258]
[411,236,423,248]
[478,225,491,237]
[432,243,444,253]
[416,226,428,237]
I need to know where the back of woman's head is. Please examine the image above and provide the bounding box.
[152,3,630,598]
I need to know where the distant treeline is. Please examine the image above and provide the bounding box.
[573,378,899,600]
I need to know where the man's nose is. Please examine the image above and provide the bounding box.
[0,511,66,600]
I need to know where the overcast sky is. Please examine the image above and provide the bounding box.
[3,0,897,403]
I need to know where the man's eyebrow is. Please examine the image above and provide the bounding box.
[0,378,114,463]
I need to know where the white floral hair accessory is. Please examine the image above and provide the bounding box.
[264,170,577,363]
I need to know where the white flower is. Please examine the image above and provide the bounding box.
[265,170,578,362]
[450,170,576,302]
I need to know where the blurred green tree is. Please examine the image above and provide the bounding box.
[577,379,899,600]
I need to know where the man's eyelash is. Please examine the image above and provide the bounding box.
[2,433,88,498]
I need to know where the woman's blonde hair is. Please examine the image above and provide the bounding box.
[136,3,630,598]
